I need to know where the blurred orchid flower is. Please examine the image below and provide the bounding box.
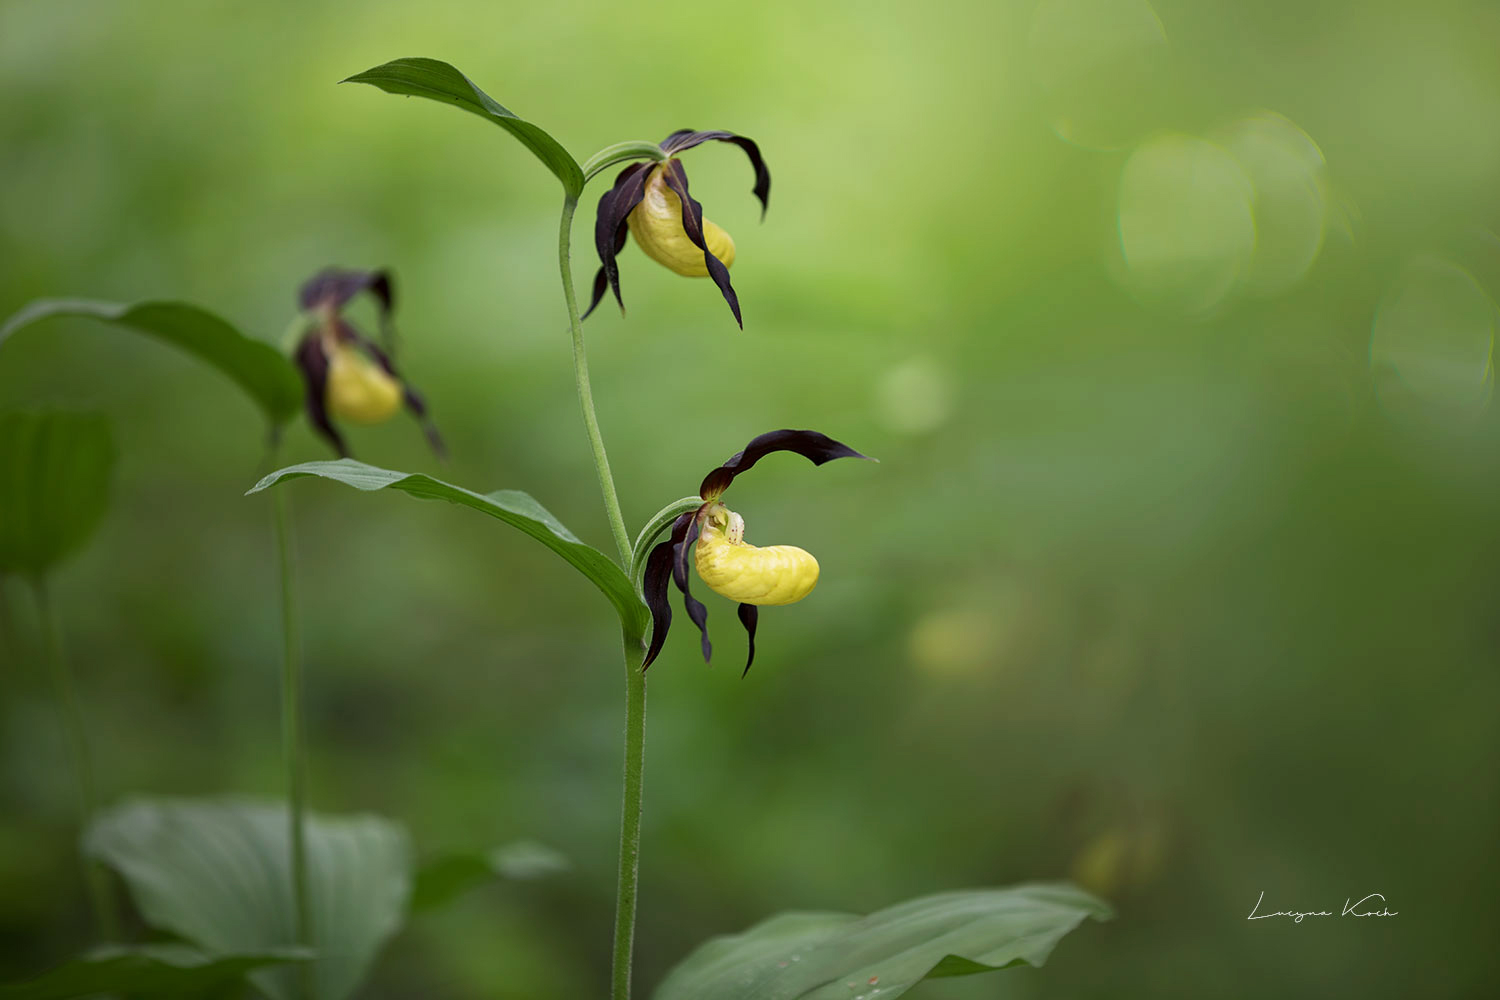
[292,268,443,458]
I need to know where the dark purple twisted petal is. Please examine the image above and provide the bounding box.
[660,159,741,328]
[300,268,397,352]
[699,429,872,499]
[336,320,446,459]
[299,268,394,318]
[581,267,611,321]
[588,162,650,318]
[659,129,771,218]
[671,514,712,661]
[400,384,447,459]
[737,603,758,677]
[642,512,694,670]
[293,331,348,457]
[582,212,631,320]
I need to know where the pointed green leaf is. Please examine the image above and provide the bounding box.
[247,459,650,636]
[411,841,570,913]
[0,411,114,576]
[653,884,1111,1000]
[0,944,308,1000]
[343,58,584,198]
[0,299,303,425]
[85,798,411,1000]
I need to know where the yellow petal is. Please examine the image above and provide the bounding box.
[627,165,736,277]
[694,515,818,606]
[325,345,403,424]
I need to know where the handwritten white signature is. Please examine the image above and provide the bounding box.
[1247,890,1398,923]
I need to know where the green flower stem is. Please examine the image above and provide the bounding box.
[612,635,647,1000]
[582,140,668,184]
[557,193,646,1000]
[32,576,119,942]
[558,195,632,565]
[273,487,314,998]
[630,497,709,589]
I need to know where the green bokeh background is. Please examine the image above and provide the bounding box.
[3,0,1499,996]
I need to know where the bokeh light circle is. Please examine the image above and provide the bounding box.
[1026,0,1171,150]
[1369,256,1495,423]
[1214,111,1328,296]
[1115,134,1256,314]
[875,356,954,435]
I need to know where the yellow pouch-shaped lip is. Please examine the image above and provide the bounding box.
[325,344,403,424]
[694,512,818,606]
[628,166,736,277]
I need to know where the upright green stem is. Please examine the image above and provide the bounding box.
[612,636,647,1000]
[557,193,647,1000]
[33,577,119,941]
[558,195,632,564]
[273,489,314,997]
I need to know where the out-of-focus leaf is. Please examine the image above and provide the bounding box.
[0,944,308,1000]
[0,411,114,576]
[411,841,570,912]
[653,884,1110,1000]
[343,58,584,198]
[84,798,410,1000]
[0,299,302,424]
[247,459,650,636]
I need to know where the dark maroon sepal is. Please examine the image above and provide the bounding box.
[300,269,395,340]
[293,332,348,457]
[670,514,712,661]
[660,159,741,327]
[699,429,871,499]
[581,267,611,321]
[659,129,771,218]
[737,603,758,677]
[590,162,650,317]
[402,385,447,459]
[641,514,693,670]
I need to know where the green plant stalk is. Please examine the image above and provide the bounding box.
[32,576,120,942]
[557,193,646,1000]
[581,140,668,184]
[273,488,315,999]
[558,196,632,564]
[612,635,647,1000]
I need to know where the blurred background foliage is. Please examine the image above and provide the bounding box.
[2,0,1499,995]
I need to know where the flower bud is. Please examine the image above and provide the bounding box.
[628,165,736,277]
[325,344,403,424]
[694,507,818,606]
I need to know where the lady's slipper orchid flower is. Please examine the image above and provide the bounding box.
[584,129,770,328]
[292,268,443,458]
[641,430,870,675]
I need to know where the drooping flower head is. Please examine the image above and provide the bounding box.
[584,130,771,328]
[292,268,443,458]
[642,430,871,674]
